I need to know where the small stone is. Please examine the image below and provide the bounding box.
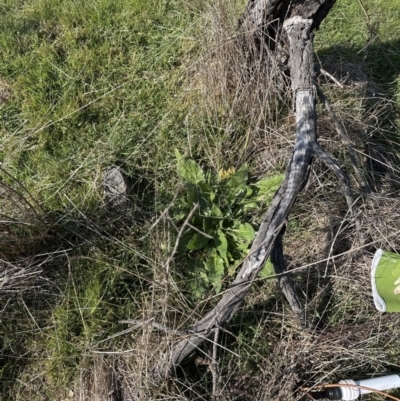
[102,166,130,213]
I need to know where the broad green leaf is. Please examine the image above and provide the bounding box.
[259,258,276,279]
[254,174,284,202]
[204,253,225,293]
[232,188,249,204]
[225,165,249,201]
[198,182,215,203]
[233,241,251,251]
[226,165,248,188]
[214,229,228,261]
[173,202,189,220]
[240,201,259,212]
[177,229,195,253]
[190,272,209,299]
[192,215,204,228]
[199,197,211,216]
[175,149,183,162]
[227,237,248,260]
[230,223,255,242]
[186,183,198,206]
[187,233,211,251]
[176,155,205,184]
[211,203,223,217]
[187,260,209,299]
[202,217,213,233]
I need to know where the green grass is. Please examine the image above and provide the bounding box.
[0,0,201,398]
[1,0,400,400]
[0,0,197,211]
[316,0,400,85]
[316,0,400,149]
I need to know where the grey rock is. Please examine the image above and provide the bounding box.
[102,166,130,213]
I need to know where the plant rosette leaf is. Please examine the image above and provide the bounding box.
[254,174,284,203]
[224,165,249,202]
[210,202,223,217]
[198,182,215,203]
[177,229,197,253]
[239,200,259,212]
[229,222,255,241]
[190,270,210,299]
[214,229,228,263]
[187,232,211,251]
[175,149,205,185]
[186,183,199,207]
[174,156,283,298]
[204,251,225,293]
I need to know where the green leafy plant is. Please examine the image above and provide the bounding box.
[174,150,284,298]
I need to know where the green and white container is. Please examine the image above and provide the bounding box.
[371,249,400,312]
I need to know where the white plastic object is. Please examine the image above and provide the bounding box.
[371,248,386,312]
[339,375,400,400]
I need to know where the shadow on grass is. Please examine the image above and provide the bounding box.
[317,38,400,146]
[317,35,400,88]
[0,167,156,399]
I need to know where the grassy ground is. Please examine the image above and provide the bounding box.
[1,0,400,400]
[0,0,199,398]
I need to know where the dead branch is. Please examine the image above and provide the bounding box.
[271,225,306,326]
[164,11,334,375]
[146,0,356,379]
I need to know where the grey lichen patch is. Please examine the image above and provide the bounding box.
[102,166,130,213]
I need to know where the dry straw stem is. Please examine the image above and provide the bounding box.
[0,169,51,297]
[187,0,290,166]
[0,77,11,103]
[76,355,121,401]
[163,202,199,276]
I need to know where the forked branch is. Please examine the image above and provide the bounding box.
[162,14,343,375]
[146,0,355,379]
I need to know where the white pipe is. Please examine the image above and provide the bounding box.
[339,375,400,400]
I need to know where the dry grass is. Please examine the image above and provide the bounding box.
[130,1,400,400]
[0,169,51,297]
[66,1,400,399]
[185,0,292,171]
[0,78,11,104]
[3,1,400,400]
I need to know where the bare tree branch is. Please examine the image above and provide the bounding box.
[141,0,359,379]
[165,13,320,374]
[271,226,306,326]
